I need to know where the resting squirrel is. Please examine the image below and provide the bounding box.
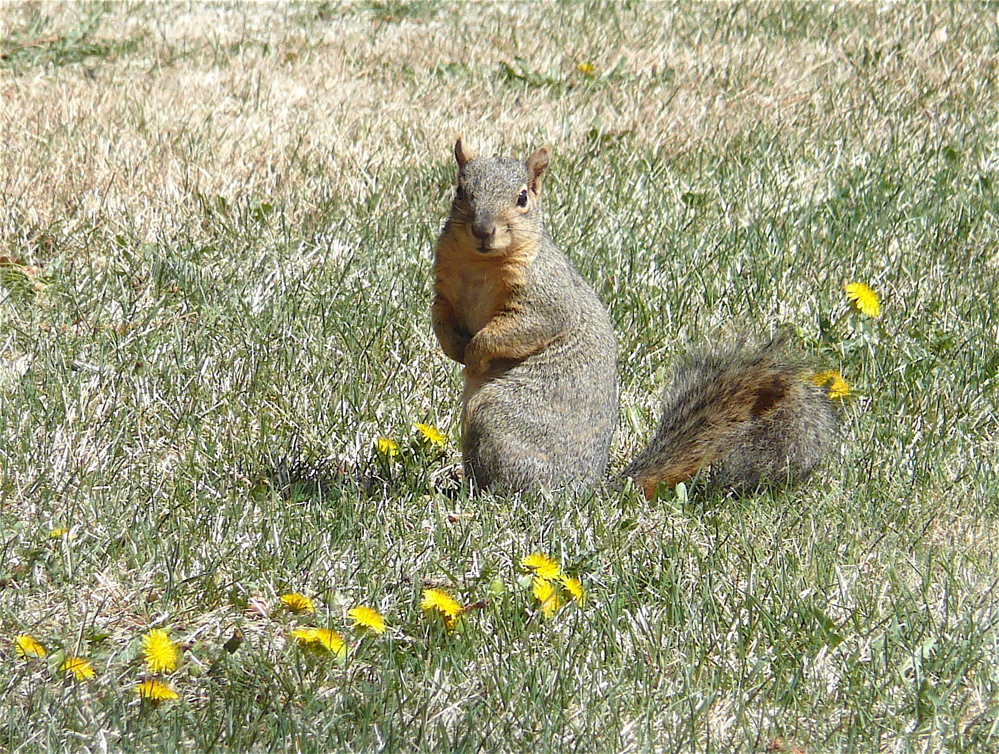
[432,139,839,498]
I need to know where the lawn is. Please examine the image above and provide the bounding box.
[1,2,998,751]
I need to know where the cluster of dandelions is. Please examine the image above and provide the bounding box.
[11,549,586,705]
[371,422,454,492]
[520,553,586,618]
[419,551,586,630]
[14,634,96,682]
[14,628,181,701]
[278,592,386,663]
[808,281,882,401]
[282,550,587,647]
[279,551,587,648]
[11,594,391,705]
[137,629,181,701]
[374,422,446,461]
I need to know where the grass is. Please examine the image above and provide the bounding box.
[1,1,998,751]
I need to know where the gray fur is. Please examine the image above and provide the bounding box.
[461,248,619,493]
[435,146,618,494]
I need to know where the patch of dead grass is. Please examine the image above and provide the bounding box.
[2,2,996,252]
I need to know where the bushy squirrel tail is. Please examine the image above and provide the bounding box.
[621,336,840,499]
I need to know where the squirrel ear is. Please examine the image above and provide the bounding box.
[454,137,474,169]
[526,146,551,193]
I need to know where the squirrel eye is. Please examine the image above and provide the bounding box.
[517,189,528,207]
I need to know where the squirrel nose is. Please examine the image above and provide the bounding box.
[471,222,496,242]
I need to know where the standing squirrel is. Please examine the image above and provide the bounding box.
[432,139,839,498]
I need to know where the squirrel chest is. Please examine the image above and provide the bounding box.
[433,232,533,338]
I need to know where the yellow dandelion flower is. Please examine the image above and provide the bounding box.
[576,62,596,76]
[348,606,387,634]
[14,634,46,658]
[531,576,553,602]
[374,437,399,457]
[532,576,564,617]
[141,629,179,674]
[280,593,315,614]
[291,627,347,658]
[414,422,446,447]
[541,596,563,618]
[522,552,562,580]
[290,627,318,643]
[845,282,880,318]
[136,679,179,701]
[312,628,346,655]
[61,656,96,680]
[559,575,587,606]
[810,370,850,399]
[420,588,462,620]
[49,528,70,538]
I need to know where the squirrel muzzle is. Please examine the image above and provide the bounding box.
[471,218,512,253]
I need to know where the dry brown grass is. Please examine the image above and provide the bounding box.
[2,2,995,253]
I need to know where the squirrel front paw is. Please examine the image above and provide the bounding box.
[463,340,492,376]
[464,353,489,377]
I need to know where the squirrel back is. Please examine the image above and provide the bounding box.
[432,138,618,493]
[432,140,839,497]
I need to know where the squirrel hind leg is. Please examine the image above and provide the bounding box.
[624,449,717,501]
[636,466,700,501]
[462,419,593,495]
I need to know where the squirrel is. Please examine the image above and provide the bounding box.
[431,138,839,498]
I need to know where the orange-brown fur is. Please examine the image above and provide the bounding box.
[433,233,540,375]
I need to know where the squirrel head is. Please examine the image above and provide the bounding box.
[448,137,550,255]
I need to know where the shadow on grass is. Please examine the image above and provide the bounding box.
[245,438,465,505]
